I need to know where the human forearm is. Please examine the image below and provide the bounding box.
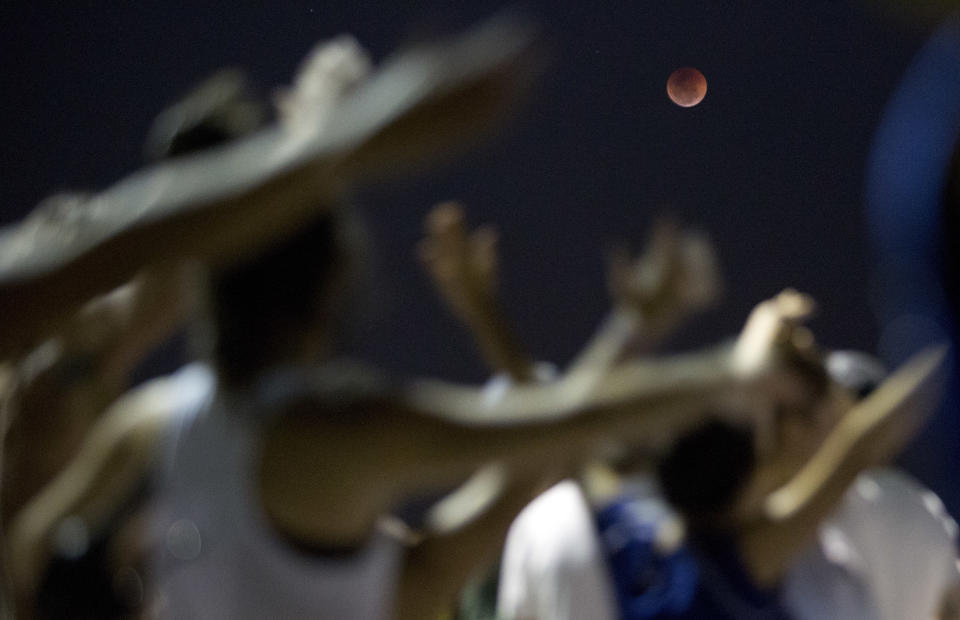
[739,345,946,586]
[417,202,536,383]
[566,221,722,383]
[763,345,945,523]
[406,343,736,427]
[564,307,644,381]
[259,345,741,546]
[381,345,742,503]
[394,469,548,620]
[7,403,165,603]
[459,298,536,383]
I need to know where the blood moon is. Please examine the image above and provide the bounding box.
[667,67,707,107]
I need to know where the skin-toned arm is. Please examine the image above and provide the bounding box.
[417,207,721,386]
[936,580,960,620]
[416,209,721,514]
[1,265,192,525]
[566,219,720,381]
[257,339,774,548]
[418,202,537,381]
[0,171,346,363]
[393,467,553,620]
[259,281,810,548]
[735,344,947,587]
[5,380,173,613]
[89,264,197,390]
[411,201,576,620]
[0,17,539,361]
[257,287,814,558]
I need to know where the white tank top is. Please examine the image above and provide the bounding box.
[784,468,959,620]
[153,363,403,620]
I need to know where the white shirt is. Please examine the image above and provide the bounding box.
[498,470,958,620]
[152,363,404,620]
[498,480,620,620]
[784,468,960,620]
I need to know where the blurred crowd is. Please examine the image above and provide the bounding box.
[0,15,958,620]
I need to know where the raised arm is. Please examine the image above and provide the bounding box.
[86,264,197,391]
[418,208,721,387]
[1,265,193,525]
[565,219,720,385]
[736,344,947,587]
[256,322,805,549]
[6,379,175,612]
[418,201,536,382]
[393,466,553,620]
[0,17,539,361]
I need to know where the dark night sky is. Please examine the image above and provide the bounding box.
[0,1,931,379]
[6,2,957,501]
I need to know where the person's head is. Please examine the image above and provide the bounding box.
[656,418,757,530]
[144,70,363,387]
[208,210,359,386]
[657,351,885,530]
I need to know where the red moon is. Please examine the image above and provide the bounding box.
[667,67,707,107]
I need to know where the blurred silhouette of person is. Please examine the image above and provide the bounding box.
[1,268,194,620]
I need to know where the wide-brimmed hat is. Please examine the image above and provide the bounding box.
[0,15,539,357]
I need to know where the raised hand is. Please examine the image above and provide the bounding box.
[417,202,534,381]
[731,289,818,381]
[607,219,721,344]
[417,202,500,329]
[275,36,371,132]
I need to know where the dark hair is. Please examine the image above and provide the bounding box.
[656,419,756,526]
[210,213,348,386]
[143,70,353,384]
